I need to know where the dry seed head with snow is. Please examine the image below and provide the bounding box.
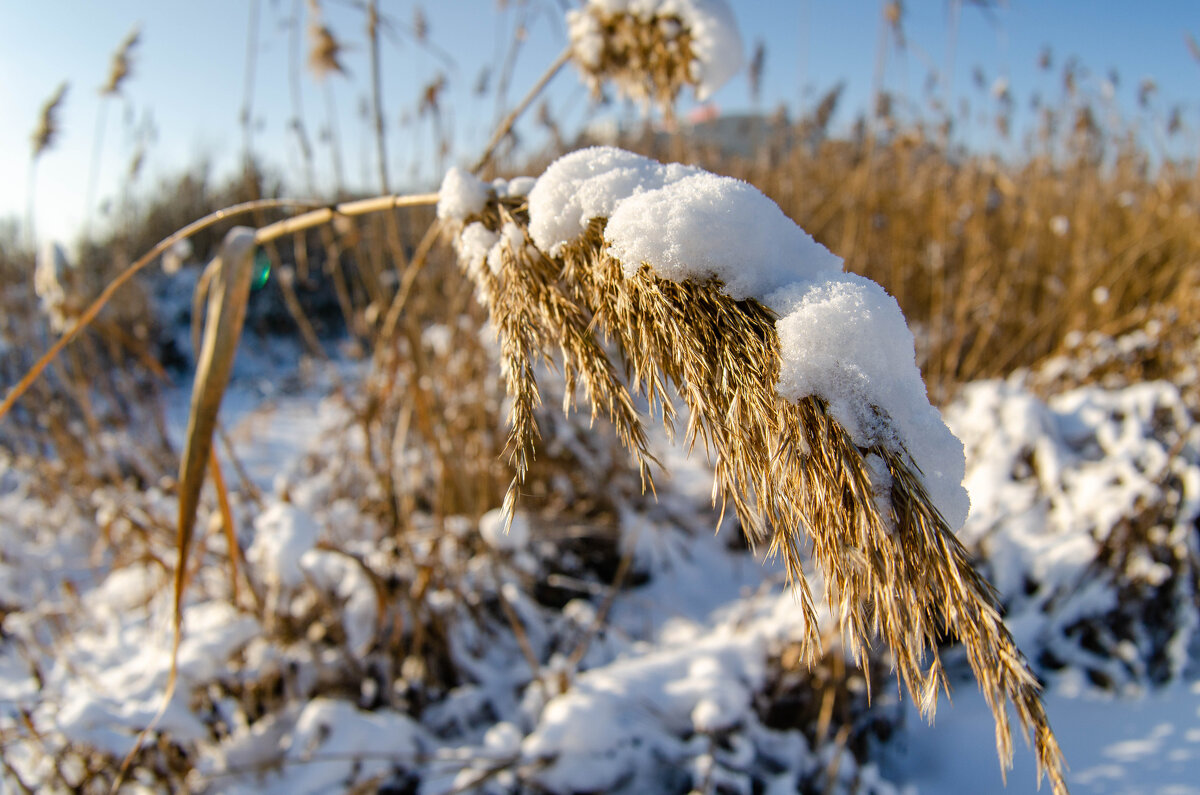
[439,147,1068,795]
[566,0,743,111]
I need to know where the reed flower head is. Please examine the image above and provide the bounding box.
[439,147,1068,795]
[31,83,68,159]
[101,26,140,95]
[566,0,743,111]
[307,0,347,79]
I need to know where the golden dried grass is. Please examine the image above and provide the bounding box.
[446,192,1068,793]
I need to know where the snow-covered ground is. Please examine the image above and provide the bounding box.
[897,677,1200,795]
[1,333,1198,793]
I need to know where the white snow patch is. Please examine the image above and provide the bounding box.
[437,167,490,221]
[606,171,842,300]
[479,507,531,551]
[527,146,702,256]
[771,273,968,529]
[247,501,321,591]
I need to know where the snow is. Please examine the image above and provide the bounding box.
[893,678,1200,795]
[526,146,703,256]
[436,167,490,222]
[3,346,1199,793]
[945,377,1200,684]
[772,273,969,530]
[479,507,531,551]
[605,170,843,299]
[34,239,72,332]
[247,500,321,592]
[526,146,968,528]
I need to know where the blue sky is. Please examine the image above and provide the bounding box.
[2,1,1197,244]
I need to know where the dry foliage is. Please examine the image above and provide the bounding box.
[31,83,69,158]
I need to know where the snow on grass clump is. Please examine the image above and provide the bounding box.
[524,146,968,529]
[567,0,743,106]
[437,149,1071,794]
[247,500,320,592]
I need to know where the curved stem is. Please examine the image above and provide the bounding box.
[0,197,323,424]
[253,192,439,244]
[471,46,572,175]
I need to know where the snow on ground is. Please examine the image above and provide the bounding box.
[894,677,1200,795]
[1,342,1198,792]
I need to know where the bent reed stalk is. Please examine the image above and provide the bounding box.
[446,192,1068,794]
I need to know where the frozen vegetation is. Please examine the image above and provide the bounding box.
[1,147,1197,792]
[1,339,1198,792]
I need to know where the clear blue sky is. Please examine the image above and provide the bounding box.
[2,1,1197,245]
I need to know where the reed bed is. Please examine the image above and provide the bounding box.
[2,2,1198,792]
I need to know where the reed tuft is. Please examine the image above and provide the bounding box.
[565,0,742,113]
[31,83,68,159]
[444,174,1068,794]
[101,25,140,96]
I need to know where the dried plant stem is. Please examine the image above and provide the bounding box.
[254,192,439,244]
[0,198,322,425]
[83,99,110,241]
[472,46,572,174]
[289,0,316,194]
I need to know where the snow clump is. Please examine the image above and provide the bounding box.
[527,146,969,529]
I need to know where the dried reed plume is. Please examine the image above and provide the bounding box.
[31,83,68,158]
[307,0,346,79]
[101,25,140,95]
[446,188,1069,795]
[568,4,700,111]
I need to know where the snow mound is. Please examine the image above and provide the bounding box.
[437,167,490,222]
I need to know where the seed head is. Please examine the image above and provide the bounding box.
[31,83,68,159]
[307,1,347,79]
[566,0,742,112]
[101,26,141,95]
